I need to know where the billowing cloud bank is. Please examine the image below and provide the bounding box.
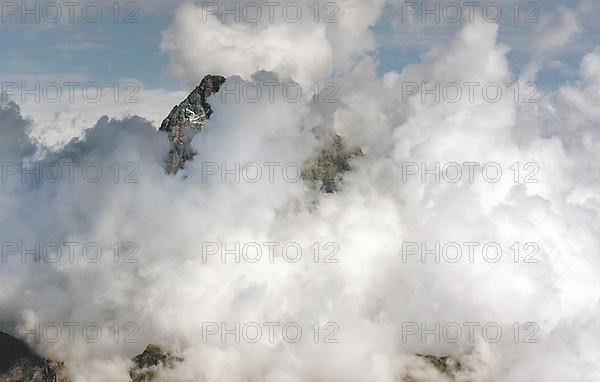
[160,0,385,88]
[1,2,600,382]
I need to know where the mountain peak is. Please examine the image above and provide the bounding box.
[160,75,226,174]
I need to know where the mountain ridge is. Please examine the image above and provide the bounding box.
[159,74,362,193]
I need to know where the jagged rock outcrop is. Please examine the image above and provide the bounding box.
[0,332,66,382]
[0,359,66,382]
[0,333,181,382]
[160,75,226,174]
[129,344,183,382]
[402,352,489,382]
[302,134,364,193]
[415,354,464,377]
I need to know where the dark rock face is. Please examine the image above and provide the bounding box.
[129,344,183,382]
[160,75,226,174]
[0,332,66,382]
[416,354,463,377]
[0,359,66,382]
[0,331,34,376]
[400,354,469,382]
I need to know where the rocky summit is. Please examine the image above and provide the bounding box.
[160,75,226,174]
[129,345,183,382]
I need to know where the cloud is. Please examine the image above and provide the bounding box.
[1,6,600,382]
[161,0,385,88]
[0,100,36,160]
[520,7,582,82]
[0,80,188,149]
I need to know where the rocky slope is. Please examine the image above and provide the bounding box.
[0,334,180,382]
[0,331,66,382]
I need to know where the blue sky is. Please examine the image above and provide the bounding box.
[1,0,597,92]
[0,5,176,88]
